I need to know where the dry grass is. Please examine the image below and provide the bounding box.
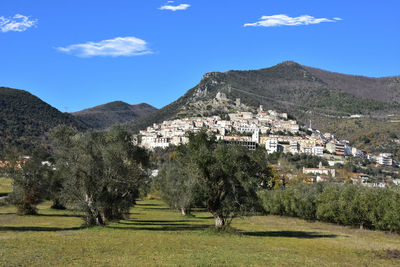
[1,199,400,266]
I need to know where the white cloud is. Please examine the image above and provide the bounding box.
[57,36,153,57]
[159,3,190,11]
[333,17,343,21]
[244,14,341,27]
[0,14,38,32]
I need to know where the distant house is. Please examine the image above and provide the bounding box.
[265,139,278,154]
[393,179,400,186]
[351,173,369,184]
[217,135,256,150]
[302,147,313,155]
[377,153,393,166]
[335,142,345,156]
[150,137,170,149]
[326,141,336,154]
[290,141,300,154]
[303,162,336,178]
[326,141,351,156]
[312,146,324,157]
[351,147,365,158]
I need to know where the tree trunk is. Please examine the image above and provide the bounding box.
[85,194,105,226]
[214,214,225,228]
[86,209,105,226]
[95,212,104,226]
[18,202,37,215]
[181,207,187,216]
[51,199,66,210]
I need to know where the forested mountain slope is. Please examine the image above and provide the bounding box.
[72,101,157,130]
[0,87,88,153]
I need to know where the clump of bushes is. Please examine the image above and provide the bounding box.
[258,183,400,232]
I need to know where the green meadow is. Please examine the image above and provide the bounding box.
[0,177,12,196]
[1,195,400,266]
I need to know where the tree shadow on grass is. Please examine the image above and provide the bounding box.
[108,224,210,232]
[241,231,339,239]
[136,203,163,207]
[0,226,86,232]
[36,213,82,218]
[111,218,210,231]
[136,207,171,211]
[135,203,171,210]
[195,216,214,220]
[0,212,82,218]
[119,221,194,227]
[128,219,194,223]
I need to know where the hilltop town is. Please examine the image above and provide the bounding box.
[138,92,399,187]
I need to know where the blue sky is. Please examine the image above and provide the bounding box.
[1,0,399,112]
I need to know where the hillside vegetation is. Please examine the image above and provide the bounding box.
[303,65,400,104]
[0,87,88,154]
[322,116,400,159]
[1,199,400,266]
[72,101,157,130]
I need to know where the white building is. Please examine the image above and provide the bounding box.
[302,147,313,155]
[312,146,324,157]
[290,141,299,154]
[252,129,260,143]
[303,162,336,177]
[352,147,364,157]
[377,153,393,166]
[265,139,278,154]
[150,137,170,149]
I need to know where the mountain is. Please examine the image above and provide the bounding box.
[127,61,400,133]
[2,62,399,158]
[126,61,400,160]
[72,101,157,130]
[0,87,88,154]
[302,65,400,104]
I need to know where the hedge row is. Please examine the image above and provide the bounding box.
[258,183,400,231]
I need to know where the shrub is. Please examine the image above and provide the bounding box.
[260,183,400,232]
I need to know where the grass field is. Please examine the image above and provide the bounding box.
[1,199,400,266]
[0,177,12,193]
[0,177,12,198]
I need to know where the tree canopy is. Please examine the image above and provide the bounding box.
[158,131,274,228]
[51,126,150,226]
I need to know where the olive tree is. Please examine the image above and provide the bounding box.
[51,126,149,226]
[158,156,203,216]
[184,131,272,228]
[7,149,52,215]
